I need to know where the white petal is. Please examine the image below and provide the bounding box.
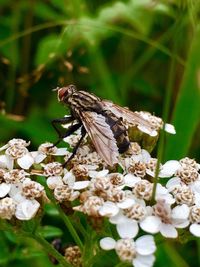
[194,192,200,206]
[15,199,40,220]
[9,184,25,203]
[31,152,46,163]
[191,180,200,194]
[100,237,116,250]
[189,223,200,237]
[0,155,13,170]
[109,211,127,224]
[138,125,157,137]
[159,160,181,178]
[171,204,190,220]
[0,183,11,197]
[156,183,168,195]
[17,154,34,169]
[73,181,90,190]
[133,254,155,267]
[140,216,161,234]
[124,174,141,187]
[173,219,189,229]
[166,177,181,191]
[136,235,156,255]
[47,176,63,190]
[157,193,175,205]
[117,198,135,209]
[141,149,151,163]
[88,169,109,178]
[54,148,69,155]
[63,172,75,186]
[164,123,176,134]
[160,223,177,238]
[99,202,119,217]
[0,144,8,151]
[117,219,138,238]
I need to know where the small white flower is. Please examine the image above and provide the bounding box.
[32,142,69,164]
[140,200,189,238]
[189,205,200,237]
[100,235,156,267]
[15,199,40,220]
[164,123,176,134]
[47,176,64,190]
[0,183,11,198]
[159,160,181,178]
[0,139,34,170]
[0,197,16,219]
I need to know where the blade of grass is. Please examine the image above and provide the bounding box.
[165,26,200,160]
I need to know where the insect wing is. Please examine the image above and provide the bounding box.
[80,111,119,166]
[101,100,157,136]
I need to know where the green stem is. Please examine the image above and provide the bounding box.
[0,220,72,267]
[151,22,179,200]
[115,262,131,267]
[163,242,189,267]
[0,21,184,66]
[32,233,72,267]
[46,188,84,250]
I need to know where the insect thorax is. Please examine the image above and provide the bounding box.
[67,91,102,116]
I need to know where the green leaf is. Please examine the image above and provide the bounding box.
[34,34,61,65]
[165,27,200,160]
[38,225,63,239]
[0,233,9,264]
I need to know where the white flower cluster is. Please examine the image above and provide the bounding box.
[0,134,199,267]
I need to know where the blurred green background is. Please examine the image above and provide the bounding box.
[0,0,200,266]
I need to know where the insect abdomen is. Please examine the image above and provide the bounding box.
[104,111,130,153]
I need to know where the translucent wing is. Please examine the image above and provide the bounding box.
[101,100,157,136]
[80,111,119,166]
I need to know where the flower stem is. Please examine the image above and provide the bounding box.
[151,21,179,201]
[32,233,72,267]
[46,187,84,250]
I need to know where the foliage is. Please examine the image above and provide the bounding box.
[0,0,200,267]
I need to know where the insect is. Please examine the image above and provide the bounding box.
[52,85,156,166]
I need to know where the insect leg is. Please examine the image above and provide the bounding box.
[53,122,82,147]
[63,126,86,167]
[51,116,74,137]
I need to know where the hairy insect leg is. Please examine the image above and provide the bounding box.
[63,127,86,167]
[52,122,82,147]
[51,116,74,137]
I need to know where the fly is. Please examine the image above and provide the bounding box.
[52,85,156,166]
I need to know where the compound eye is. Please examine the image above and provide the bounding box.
[58,87,68,101]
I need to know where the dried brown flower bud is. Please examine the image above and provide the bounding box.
[54,185,78,202]
[124,203,147,221]
[133,180,153,201]
[173,186,195,206]
[176,166,199,185]
[0,197,16,219]
[38,142,57,154]
[189,206,200,223]
[4,169,28,184]
[153,200,172,224]
[115,239,136,262]
[6,145,28,159]
[180,157,199,171]
[109,173,124,186]
[22,179,44,199]
[82,196,104,217]
[64,246,82,267]
[0,168,6,183]
[128,161,146,178]
[44,162,63,176]
[72,165,88,180]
